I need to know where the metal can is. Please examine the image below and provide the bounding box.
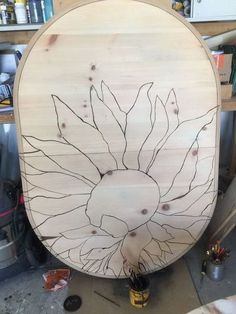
[129,276,150,308]
[206,261,225,281]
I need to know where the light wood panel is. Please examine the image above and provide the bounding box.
[14,0,220,278]
[53,0,171,13]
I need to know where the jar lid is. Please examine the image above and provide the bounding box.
[15,0,26,4]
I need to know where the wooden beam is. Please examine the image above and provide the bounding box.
[0,31,36,44]
[0,112,14,124]
[194,21,236,36]
[222,97,236,112]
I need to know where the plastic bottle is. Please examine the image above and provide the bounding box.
[15,0,28,24]
[44,0,53,21]
[28,0,43,23]
[26,1,31,23]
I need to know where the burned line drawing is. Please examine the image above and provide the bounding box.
[20,81,218,278]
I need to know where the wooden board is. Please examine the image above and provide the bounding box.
[14,0,220,278]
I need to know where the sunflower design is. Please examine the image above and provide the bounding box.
[20,81,218,278]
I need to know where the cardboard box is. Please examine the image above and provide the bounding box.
[213,54,233,83]
[221,84,233,100]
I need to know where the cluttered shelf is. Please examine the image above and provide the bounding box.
[0,24,43,31]
[0,97,235,124]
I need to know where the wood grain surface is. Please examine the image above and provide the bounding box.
[14,0,220,278]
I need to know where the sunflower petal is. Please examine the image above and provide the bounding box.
[147,221,173,241]
[159,241,172,254]
[90,85,126,169]
[121,224,152,266]
[165,89,179,127]
[52,95,116,174]
[123,83,153,169]
[144,239,162,258]
[187,220,209,239]
[148,107,217,196]
[159,180,215,216]
[190,155,215,187]
[23,172,91,195]
[178,188,217,217]
[22,134,72,156]
[152,212,209,229]
[100,215,128,237]
[29,194,90,216]
[101,81,126,132]
[69,247,84,265]
[162,225,195,244]
[80,236,122,257]
[145,89,179,173]
[160,140,199,202]
[62,225,107,239]
[22,135,101,185]
[138,95,168,172]
[105,241,125,277]
[85,241,121,260]
[140,250,156,270]
[48,237,86,256]
[37,205,89,236]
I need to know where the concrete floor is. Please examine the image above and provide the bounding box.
[1,229,235,314]
[1,258,200,314]
[184,228,236,306]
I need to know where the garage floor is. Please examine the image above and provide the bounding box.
[1,229,235,314]
[1,258,200,314]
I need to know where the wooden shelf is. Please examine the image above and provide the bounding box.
[222,96,236,112]
[0,111,14,124]
[0,24,43,32]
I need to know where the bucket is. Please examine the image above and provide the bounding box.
[129,276,150,308]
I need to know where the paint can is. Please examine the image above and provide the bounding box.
[206,261,225,281]
[129,276,150,308]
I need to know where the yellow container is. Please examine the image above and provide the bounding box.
[129,275,150,308]
[129,287,150,308]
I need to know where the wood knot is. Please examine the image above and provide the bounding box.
[162,204,170,211]
[192,150,198,156]
[48,34,58,46]
[91,64,96,71]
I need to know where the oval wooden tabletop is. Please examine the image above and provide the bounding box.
[15,0,220,278]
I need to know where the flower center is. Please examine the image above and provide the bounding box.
[86,169,159,232]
